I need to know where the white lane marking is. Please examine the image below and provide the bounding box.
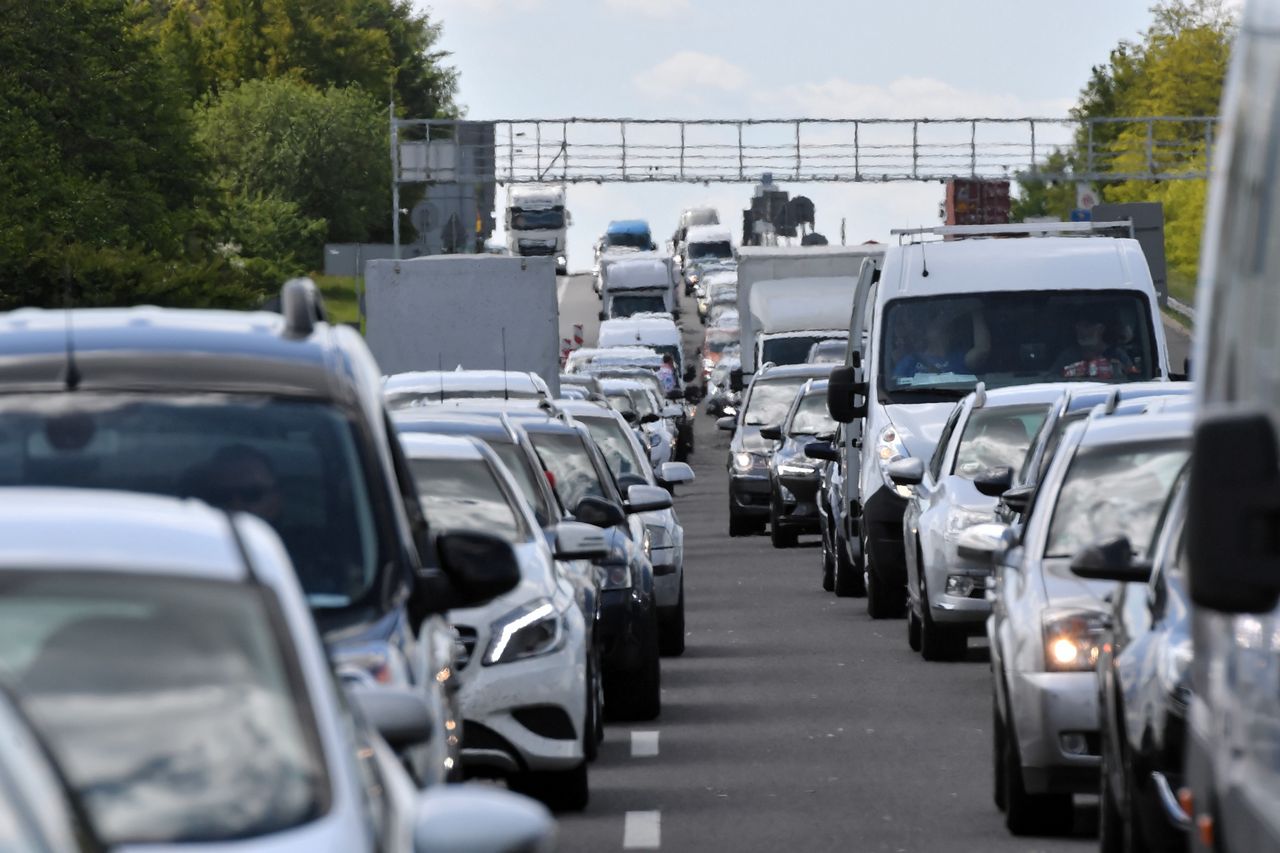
[623,810,661,849]
[630,730,659,757]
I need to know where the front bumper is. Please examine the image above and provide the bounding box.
[1009,669,1100,795]
[927,564,994,627]
[774,473,823,532]
[729,473,771,519]
[598,586,651,674]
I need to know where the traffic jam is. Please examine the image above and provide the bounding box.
[5,5,1280,853]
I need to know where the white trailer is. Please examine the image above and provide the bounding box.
[364,255,561,395]
[505,185,570,275]
[735,245,885,378]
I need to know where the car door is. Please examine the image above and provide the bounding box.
[907,404,966,606]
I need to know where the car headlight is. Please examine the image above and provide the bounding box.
[599,562,633,590]
[1041,608,1109,672]
[778,461,818,477]
[876,426,914,498]
[733,451,764,472]
[688,273,699,285]
[332,640,412,687]
[645,523,673,549]
[945,575,982,597]
[484,600,565,665]
[946,508,997,539]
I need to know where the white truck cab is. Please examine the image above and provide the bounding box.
[827,225,1173,618]
[599,257,677,321]
[506,185,570,275]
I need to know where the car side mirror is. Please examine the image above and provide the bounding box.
[716,416,737,432]
[625,483,673,513]
[641,413,661,424]
[974,466,1013,497]
[683,366,697,383]
[684,385,701,402]
[759,425,783,441]
[413,784,554,853]
[598,310,607,321]
[620,411,638,424]
[348,684,434,752]
[956,523,1016,565]
[1188,411,1280,614]
[1069,536,1151,583]
[574,496,627,529]
[998,485,1034,516]
[554,520,610,560]
[729,368,744,392]
[827,364,867,423]
[436,531,522,608]
[887,457,924,487]
[804,441,839,462]
[658,461,695,485]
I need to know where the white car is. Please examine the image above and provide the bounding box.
[384,369,550,410]
[399,432,608,812]
[600,377,676,467]
[557,399,695,655]
[0,487,552,852]
[891,383,1073,661]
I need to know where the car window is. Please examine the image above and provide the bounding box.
[929,406,964,482]
[790,392,837,436]
[1044,440,1190,559]
[581,416,647,481]
[0,574,327,845]
[529,431,607,513]
[489,441,553,527]
[408,457,528,543]
[952,404,1050,479]
[0,395,384,612]
[744,378,809,426]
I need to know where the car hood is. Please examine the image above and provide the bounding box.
[1039,556,1115,610]
[883,402,958,461]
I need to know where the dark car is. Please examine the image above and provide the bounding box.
[762,379,836,548]
[717,363,833,536]
[1087,469,1193,852]
[0,280,514,787]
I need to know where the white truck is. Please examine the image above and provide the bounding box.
[505,185,570,275]
[599,256,678,321]
[735,245,886,381]
[364,255,562,395]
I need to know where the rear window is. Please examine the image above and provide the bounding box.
[408,457,528,543]
[581,416,647,480]
[489,441,554,526]
[952,404,1050,478]
[529,431,607,514]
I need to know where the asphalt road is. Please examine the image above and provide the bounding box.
[554,273,1193,852]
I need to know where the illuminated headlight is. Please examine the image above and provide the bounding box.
[1041,608,1109,672]
[557,255,566,266]
[332,641,411,687]
[704,358,715,370]
[876,426,913,498]
[733,451,764,471]
[778,462,818,477]
[688,274,699,285]
[946,508,997,539]
[945,575,978,597]
[599,562,633,590]
[723,406,737,416]
[484,600,565,665]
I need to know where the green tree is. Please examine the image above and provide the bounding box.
[1011,149,1079,222]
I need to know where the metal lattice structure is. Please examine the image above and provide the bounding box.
[393,116,1219,186]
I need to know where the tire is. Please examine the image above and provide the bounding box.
[993,697,1008,812]
[608,614,661,721]
[821,538,835,592]
[833,535,864,597]
[919,574,967,661]
[729,510,753,537]
[659,580,686,657]
[907,605,922,652]
[1003,703,1074,836]
[769,499,798,548]
[864,534,904,618]
[514,762,589,813]
[1099,750,1124,853]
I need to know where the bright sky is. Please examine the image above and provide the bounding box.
[419,0,1157,268]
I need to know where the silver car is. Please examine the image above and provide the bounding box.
[0,487,552,852]
[893,383,1069,661]
[968,409,1191,836]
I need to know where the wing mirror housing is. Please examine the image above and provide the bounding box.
[625,483,673,513]
[716,416,737,432]
[1187,411,1280,614]
[974,466,1014,497]
[759,425,783,442]
[640,413,661,425]
[574,496,627,529]
[620,410,638,425]
[413,784,554,853]
[554,520,611,560]
[348,684,434,752]
[658,461,695,485]
[598,310,607,321]
[804,441,839,462]
[998,485,1034,517]
[1069,536,1151,583]
[957,523,1016,565]
[436,531,522,608]
[827,364,867,423]
[886,457,924,487]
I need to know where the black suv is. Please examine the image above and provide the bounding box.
[0,280,517,786]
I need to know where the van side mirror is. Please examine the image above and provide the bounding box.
[1187,411,1280,614]
[827,365,867,423]
[974,466,1013,497]
[999,485,1034,516]
[436,531,522,608]
[804,441,839,462]
[1069,536,1151,583]
[759,425,783,441]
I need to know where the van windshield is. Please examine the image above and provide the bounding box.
[612,295,667,317]
[880,290,1157,403]
[511,209,564,230]
[607,231,651,249]
[689,241,732,260]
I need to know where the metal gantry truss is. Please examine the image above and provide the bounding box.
[393,116,1219,186]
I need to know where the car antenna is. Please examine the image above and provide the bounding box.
[62,308,81,391]
[501,327,510,401]
[919,231,930,278]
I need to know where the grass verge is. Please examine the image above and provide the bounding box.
[313,274,362,330]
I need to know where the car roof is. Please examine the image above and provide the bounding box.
[396,432,487,461]
[384,370,547,395]
[1077,409,1193,447]
[756,363,835,380]
[0,488,248,579]
[685,224,733,243]
[1063,380,1192,413]
[967,382,1089,409]
[600,378,655,393]
[0,307,349,399]
[392,409,514,439]
[554,399,618,420]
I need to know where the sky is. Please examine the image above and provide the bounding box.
[417,0,1160,268]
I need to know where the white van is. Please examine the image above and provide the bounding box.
[827,225,1174,617]
[599,316,686,381]
[599,257,677,321]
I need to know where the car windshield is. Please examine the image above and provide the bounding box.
[612,295,667,317]
[789,392,836,436]
[744,377,808,426]
[606,393,635,414]
[409,456,528,543]
[0,395,384,612]
[807,340,846,364]
[688,240,732,259]
[628,388,658,416]
[607,231,651,249]
[581,416,647,480]
[489,441,555,526]
[1045,439,1190,559]
[952,404,1050,478]
[0,574,327,845]
[762,335,842,367]
[528,431,608,514]
[881,290,1157,402]
[511,209,564,230]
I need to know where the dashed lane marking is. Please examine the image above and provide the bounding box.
[623,810,661,849]
[630,730,660,757]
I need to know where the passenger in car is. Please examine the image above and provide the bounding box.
[894,305,990,379]
[1051,307,1136,380]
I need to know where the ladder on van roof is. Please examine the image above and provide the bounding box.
[890,221,1135,243]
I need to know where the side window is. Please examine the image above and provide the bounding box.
[384,414,429,567]
[929,406,964,482]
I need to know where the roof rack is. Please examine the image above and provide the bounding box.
[891,221,1134,243]
[278,278,328,339]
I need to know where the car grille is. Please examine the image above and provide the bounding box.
[453,626,478,670]
[517,241,556,256]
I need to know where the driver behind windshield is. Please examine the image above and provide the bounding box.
[893,303,990,381]
[1051,307,1136,380]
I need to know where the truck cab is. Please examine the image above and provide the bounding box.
[599,257,677,321]
[506,185,570,275]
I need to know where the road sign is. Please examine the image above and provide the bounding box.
[1077,183,1098,210]
[1070,208,1092,222]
